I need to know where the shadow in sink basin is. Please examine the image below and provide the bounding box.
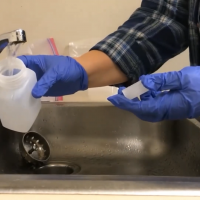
[0,102,200,176]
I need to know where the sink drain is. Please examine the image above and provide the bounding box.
[34,163,80,175]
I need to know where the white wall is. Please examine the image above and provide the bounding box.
[0,0,189,101]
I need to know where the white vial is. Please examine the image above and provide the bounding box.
[122,80,149,100]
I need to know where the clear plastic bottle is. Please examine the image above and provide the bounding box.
[0,57,41,132]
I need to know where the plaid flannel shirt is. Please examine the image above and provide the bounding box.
[91,0,200,86]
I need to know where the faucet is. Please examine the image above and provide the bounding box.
[0,29,26,53]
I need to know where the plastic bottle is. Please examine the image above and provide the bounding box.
[0,57,41,133]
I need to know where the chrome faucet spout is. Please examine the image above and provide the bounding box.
[0,29,27,53]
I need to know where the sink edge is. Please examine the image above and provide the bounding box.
[0,175,200,197]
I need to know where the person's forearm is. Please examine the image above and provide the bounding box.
[75,50,128,88]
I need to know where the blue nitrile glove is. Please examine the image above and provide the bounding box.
[108,66,200,122]
[18,55,88,98]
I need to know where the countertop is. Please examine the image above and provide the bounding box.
[1,195,200,200]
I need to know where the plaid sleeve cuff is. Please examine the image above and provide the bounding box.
[90,32,147,86]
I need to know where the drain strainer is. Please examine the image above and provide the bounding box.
[34,163,80,175]
[19,131,50,166]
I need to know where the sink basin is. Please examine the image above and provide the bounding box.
[1,102,200,196]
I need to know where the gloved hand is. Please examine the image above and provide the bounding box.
[108,66,200,122]
[18,55,88,98]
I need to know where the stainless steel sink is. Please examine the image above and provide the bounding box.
[1,102,200,196]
